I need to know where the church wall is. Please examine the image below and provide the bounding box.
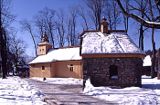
[30,63,55,78]
[29,60,82,78]
[55,60,82,78]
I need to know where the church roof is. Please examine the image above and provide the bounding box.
[29,47,81,64]
[81,31,144,55]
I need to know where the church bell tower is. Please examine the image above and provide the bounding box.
[37,32,52,56]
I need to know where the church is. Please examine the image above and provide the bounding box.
[29,33,82,78]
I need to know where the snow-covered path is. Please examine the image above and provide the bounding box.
[31,76,160,105]
[0,77,46,105]
[27,78,110,105]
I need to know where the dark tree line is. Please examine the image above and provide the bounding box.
[0,0,27,78]
[0,0,11,78]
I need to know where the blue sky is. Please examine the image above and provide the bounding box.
[11,0,160,57]
[11,0,80,56]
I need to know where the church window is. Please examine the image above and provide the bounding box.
[42,66,45,70]
[67,64,74,72]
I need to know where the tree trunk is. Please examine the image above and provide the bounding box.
[0,27,7,78]
[151,28,156,78]
[139,24,144,51]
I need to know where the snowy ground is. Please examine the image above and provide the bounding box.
[33,76,160,105]
[84,76,160,105]
[0,77,46,105]
[32,77,82,85]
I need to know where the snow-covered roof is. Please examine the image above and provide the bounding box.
[29,47,81,64]
[143,55,152,66]
[81,31,144,54]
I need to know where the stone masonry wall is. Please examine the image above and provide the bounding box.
[83,57,143,88]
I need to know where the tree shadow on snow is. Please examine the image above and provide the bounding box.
[142,84,160,90]
[142,77,160,90]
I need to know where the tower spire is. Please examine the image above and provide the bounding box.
[37,32,52,56]
[41,32,49,42]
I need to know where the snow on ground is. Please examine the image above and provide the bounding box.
[32,77,82,85]
[0,77,46,105]
[32,76,160,105]
[84,76,160,105]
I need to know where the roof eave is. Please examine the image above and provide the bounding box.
[81,53,145,58]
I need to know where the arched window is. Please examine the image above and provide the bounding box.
[109,65,118,79]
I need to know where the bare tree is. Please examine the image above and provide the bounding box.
[84,0,106,30]
[128,0,149,51]
[20,20,37,56]
[117,0,159,78]
[67,7,79,46]
[78,6,89,30]
[55,9,66,47]
[104,0,121,30]
[9,34,26,75]
[116,0,160,29]
[148,0,157,78]
[123,0,130,32]
[35,8,56,48]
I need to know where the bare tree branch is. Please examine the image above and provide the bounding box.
[20,20,37,56]
[116,0,160,28]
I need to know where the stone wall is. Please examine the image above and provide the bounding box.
[83,57,143,88]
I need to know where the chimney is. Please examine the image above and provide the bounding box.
[100,17,108,33]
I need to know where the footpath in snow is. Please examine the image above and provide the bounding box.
[0,77,46,105]
[33,76,160,105]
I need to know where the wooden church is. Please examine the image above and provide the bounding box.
[29,33,82,78]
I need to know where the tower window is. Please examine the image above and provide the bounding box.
[109,65,118,79]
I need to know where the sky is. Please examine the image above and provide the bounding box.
[11,0,80,56]
[10,0,160,57]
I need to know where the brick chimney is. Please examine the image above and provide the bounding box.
[100,17,108,33]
